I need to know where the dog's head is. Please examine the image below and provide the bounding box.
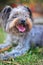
[1,5,33,36]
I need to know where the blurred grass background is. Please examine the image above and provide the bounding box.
[0,28,6,43]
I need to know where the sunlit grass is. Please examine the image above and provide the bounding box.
[0,28,6,43]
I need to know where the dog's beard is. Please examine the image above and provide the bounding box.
[6,18,32,35]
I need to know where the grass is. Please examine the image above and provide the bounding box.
[0,28,43,65]
[0,28,6,43]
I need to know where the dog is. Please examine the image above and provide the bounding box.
[0,5,43,60]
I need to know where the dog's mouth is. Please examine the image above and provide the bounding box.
[16,23,26,32]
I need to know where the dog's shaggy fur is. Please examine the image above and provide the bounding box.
[0,5,43,60]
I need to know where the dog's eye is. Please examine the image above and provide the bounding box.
[12,16,16,18]
[25,16,27,17]
[25,15,29,17]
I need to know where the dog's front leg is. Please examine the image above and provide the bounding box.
[0,39,30,60]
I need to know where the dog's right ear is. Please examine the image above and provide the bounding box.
[1,6,12,20]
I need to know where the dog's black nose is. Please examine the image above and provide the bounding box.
[21,20,25,23]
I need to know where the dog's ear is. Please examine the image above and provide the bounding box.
[1,6,12,20]
[26,7,33,21]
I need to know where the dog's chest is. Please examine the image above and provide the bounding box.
[12,35,23,44]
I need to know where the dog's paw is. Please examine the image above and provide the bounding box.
[0,53,4,60]
[0,53,9,60]
[0,45,3,50]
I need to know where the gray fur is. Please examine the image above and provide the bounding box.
[0,5,43,60]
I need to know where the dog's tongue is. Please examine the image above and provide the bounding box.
[17,25,26,32]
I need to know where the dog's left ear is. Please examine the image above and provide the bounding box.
[1,5,12,20]
[26,7,33,21]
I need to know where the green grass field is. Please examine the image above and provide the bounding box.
[0,28,43,65]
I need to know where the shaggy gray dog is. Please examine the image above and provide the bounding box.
[0,5,43,60]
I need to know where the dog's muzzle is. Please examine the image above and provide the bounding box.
[21,20,25,24]
[9,18,32,33]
